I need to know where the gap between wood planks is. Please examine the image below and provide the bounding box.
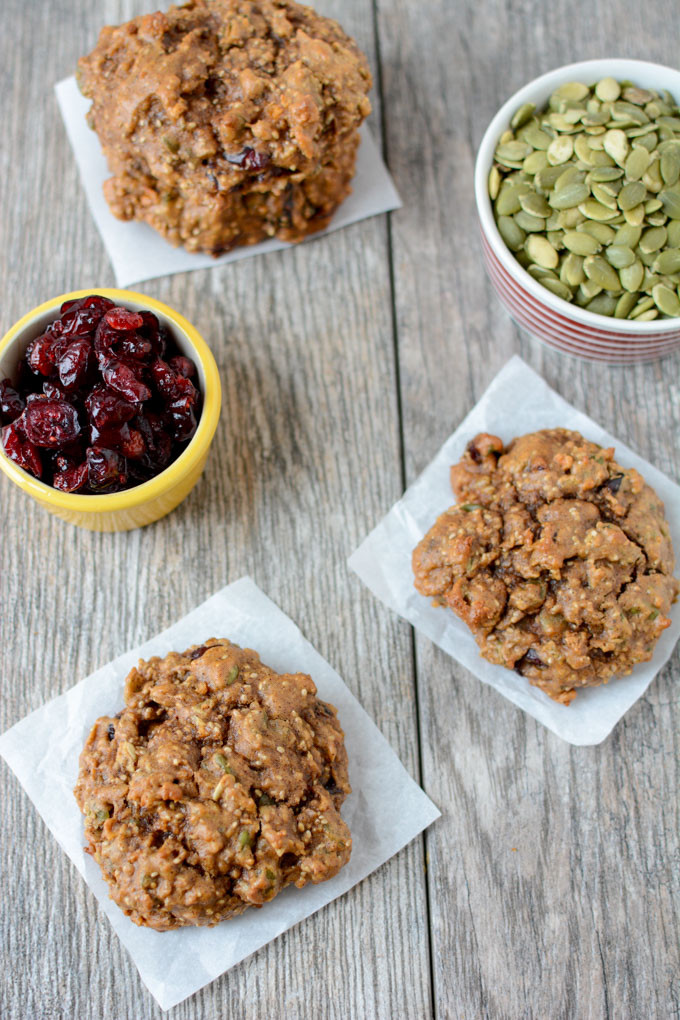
[371,1,438,1016]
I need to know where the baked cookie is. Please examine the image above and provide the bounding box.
[77,0,372,254]
[74,639,351,930]
[412,429,678,704]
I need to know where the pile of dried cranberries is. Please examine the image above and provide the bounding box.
[0,295,202,493]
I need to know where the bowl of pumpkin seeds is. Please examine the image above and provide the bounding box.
[475,59,680,361]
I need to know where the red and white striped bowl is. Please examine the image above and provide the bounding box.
[474,59,680,363]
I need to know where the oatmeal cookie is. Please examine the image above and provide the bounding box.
[412,429,678,704]
[77,0,372,254]
[74,639,351,930]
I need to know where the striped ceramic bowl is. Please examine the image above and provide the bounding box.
[474,58,680,363]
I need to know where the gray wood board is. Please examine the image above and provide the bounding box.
[1,0,678,1018]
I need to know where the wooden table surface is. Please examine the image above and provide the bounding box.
[1,1,679,1018]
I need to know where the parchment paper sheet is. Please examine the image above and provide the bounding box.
[0,577,439,1010]
[349,356,680,745]
[55,77,402,287]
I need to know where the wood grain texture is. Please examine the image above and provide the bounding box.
[1,0,679,1018]
[378,0,680,1018]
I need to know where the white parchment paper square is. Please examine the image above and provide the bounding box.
[349,356,680,746]
[0,577,439,1011]
[54,77,401,287]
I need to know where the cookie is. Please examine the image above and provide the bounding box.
[74,639,351,929]
[412,429,678,704]
[77,0,372,254]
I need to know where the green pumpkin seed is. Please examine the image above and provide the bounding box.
[605,245,636,268]
[652,283,680,316]
[523,150,549,174]
[527,264,558,281]
[488,166,502,200]
[539,277,573,301]
[660,189,680,219]
[554,164,582,190]
[623,203,645,226]
[619,260,645,291]
[549,182,590,209]
[653,248,680,274]
[579,198,619,221]
[589,166,624,182]
[667,221,680,246]
[496,185,526,215]
[586,293,618,315]
[591,182,619,210]
[557,207,585,229]
[496,140,533,165]
[643,159,663,192]
[523,123,553,150]
[618,181,647,210]
[661,149,680,186]
[614,292,638,318]
[603,128,629,166]
[520,192,551,217]
[511,103,536,130]
[583,255,622,290]
[578,221,616,243]
[633,308,659,321]
[547,136,574,165]
[554,81,590,102]
[526,234,559,269]
[639,225,668,253]
[515,210,546,232]
[560,252,585,286]
[579,278,603,300]
[595,77,621,102]
[563,230,601,255]
[623,86,655,106]
[535,165,567,190]
[632,296,655,315]
[613,223,642,247]
[624,146,652,180]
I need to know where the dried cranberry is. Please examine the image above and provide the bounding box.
[227,146,270,170]
[149,358,178,400]
[188,645,208,660]
[603,473,624,494]
[86,446,127,492]
[85,386,136,429]
[53,461,88,492]
[23,400,80,448]
[169,356,196,378]
[2,421,42,477]
[104,307,144,331]
[114,334,152,360]
[166,397,197,442]
[0,379,24,423]
[120,428,145,460]
[6,295,201,493]
[26,335,58,376]
[61,295,114,316]
[102,360,151,403]
[43,380,68,401]
[58,339,92,390]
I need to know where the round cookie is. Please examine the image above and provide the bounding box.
[412,428,679,704]
[74,639,351,930]
[77,0,372,254]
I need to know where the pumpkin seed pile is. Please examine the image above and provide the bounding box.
[489,78,680,320]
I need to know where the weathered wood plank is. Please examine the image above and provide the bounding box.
[0,2,431,1018]
[379,0,680,1016]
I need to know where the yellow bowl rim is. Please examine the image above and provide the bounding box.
[0,288,221,513]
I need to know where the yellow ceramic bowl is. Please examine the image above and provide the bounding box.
[0,288,221,531]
